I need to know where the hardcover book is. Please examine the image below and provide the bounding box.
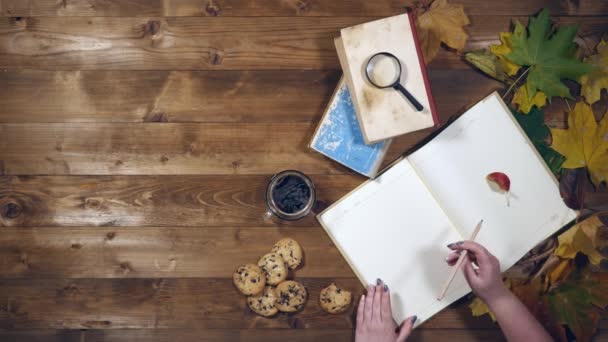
[335,13,439,144]
[317,92,576,326]
[310,77,390,178]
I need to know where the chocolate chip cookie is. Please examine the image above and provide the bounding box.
[233,263,266,295]
[271,238,303,270]
[319,283,352,314]
[257,252,288,286]
[274,280,307,312]
[247,286,279,317]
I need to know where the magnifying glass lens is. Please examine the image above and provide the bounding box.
[367,54,401,88]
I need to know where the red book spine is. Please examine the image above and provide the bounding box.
[407,11,439,126]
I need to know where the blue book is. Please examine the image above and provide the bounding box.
[310,78,390,178]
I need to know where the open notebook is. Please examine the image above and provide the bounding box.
[317,92,576,326]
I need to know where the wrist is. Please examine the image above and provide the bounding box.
[482,286,512,309]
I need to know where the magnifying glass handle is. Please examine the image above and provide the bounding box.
[394,83,423,112]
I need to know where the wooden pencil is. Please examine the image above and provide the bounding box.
[437,219,484,301]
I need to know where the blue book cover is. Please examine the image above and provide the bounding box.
[310,78,390,178]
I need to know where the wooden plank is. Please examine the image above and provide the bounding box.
[0,16,605,70]
[0,226,354,278]
[0,69,500,123]
[0,123,429,175]
[1,0,606,17]
[2,326,608,340]
[1,277,603,332]
[0,277,360,330]
[0,175,363,227]
[0,70,340,123]
[0,329,357,342]
[0,277,500,330]
[0,328,518,342]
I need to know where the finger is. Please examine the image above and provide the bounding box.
[462,257,478,284]
[449,241,492,268]
[356,294,365,327]
[381,282,392,321]
[364,285,374,321]
[396,315,417,342]
[372,283,383,321]
[445,251,461,265]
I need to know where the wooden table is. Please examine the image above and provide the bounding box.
[0,1,607,341]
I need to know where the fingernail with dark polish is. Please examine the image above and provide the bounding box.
[412,315,418,324]
[384,284,388,291]
[447,241,463,248]
[376,278,382,286]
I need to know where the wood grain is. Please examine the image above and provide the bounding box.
[0,329,517,342]
[1,0,606,17]
[0,277,499,330]
[0,123,429,175]
[2,326,608,340]
[1,0,606,340]
[0,277,603,332]
[0,16,605,70]
[0,226,354,278]
[0,69,501,123]
[0,175,362,227]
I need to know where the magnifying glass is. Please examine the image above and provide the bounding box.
[365,52,424,112]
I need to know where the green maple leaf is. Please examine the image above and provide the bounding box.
[512,107,565,173]
[506,9,592,100]
[547,270,608,342]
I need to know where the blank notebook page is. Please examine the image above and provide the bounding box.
[318,158,470,325]
[408,92,577,271]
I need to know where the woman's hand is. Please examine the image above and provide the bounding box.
[447,241,554,342]
[355,279,416,342]
[445,241,508,303]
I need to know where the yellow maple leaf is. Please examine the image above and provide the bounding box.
[547,259,572,289]
[550,102,608,186]
[489,32,521,76]
[416,0,470,64]
[469,296,496,321]
[580,40,608,105]
[468,279,512,321]
[512,85,547,113]
[554,214,608,267]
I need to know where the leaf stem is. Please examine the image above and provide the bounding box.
[503,66,533,99]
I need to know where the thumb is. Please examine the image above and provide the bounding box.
[396,315,417,342]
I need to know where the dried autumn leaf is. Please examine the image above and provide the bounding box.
[554,213,608,268]
[580,40,608,105]
[489,32,521,77]
[559,168,588,210]
[547,269,608,342]
[416,0,470,64]
[469,296,496,321]
[513,278,569,341]
[550,102,608,186]
[468,279,512,321]
[546,258,573,290]
[465,49,509,82]
[506,9,592,100]
[512,85,547,114]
